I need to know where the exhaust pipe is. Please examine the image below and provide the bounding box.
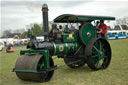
[42,3,49,41]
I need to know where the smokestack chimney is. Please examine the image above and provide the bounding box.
[42,3,49,41]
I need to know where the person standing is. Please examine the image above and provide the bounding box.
[99,20,108,38]
[95,21,101,37]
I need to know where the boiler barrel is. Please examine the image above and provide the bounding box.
[53,43,79,55]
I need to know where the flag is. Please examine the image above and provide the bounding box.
[107,20,110,23]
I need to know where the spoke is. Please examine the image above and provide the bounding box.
[95,61,101,68]
[102,46,107,54]
[94,56,104,64]
[92,55,99,58]
[93,46,100,53]
[39,62,45,69]
[40,64,44,69]
[94,41,99,47]
[99,58,104,65]
[97,40,105,51]
[98,62,101,67]
[100,56,105,60]
[95,62,99,67]
[98,41,101,51]
[101,58,104,62]
[99,41,105,52]
[92,51,95,54]
[92,40,108,68]
[92,49,98,55]
[95,59,104,68]
[101,44,105,48]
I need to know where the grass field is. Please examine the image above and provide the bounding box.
[0,39,128,85]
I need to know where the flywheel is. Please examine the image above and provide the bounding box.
[79,23,96,45]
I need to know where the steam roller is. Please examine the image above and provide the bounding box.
[12,3,115,82]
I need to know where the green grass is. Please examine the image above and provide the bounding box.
[0,39,128,85]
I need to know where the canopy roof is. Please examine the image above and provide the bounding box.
[54,14,115,23]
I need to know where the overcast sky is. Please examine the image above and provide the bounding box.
[1,0,128,37]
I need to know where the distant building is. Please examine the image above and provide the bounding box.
[7,33,22,39]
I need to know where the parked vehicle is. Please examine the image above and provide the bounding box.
[6,44,14,53]
[107,31,118,39]
[121,25,128,38]
[36,36,44,42]
[107,24,127,39]
[0,40,4,51]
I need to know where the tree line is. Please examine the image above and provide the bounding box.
[1,23,43,38]
[116,16,128,25]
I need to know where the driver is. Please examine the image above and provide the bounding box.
[95,21,102,37]
[95,20,108,38]
[100,20,108,38]
[79,22,84,29]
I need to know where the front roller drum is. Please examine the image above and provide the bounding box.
[15,54,54,82]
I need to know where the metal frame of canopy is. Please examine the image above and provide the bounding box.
[54,14,115,23]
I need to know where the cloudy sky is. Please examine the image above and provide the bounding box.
[1,0,128,37]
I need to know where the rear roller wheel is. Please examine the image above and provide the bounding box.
[85,38,111,70]
[64,57,85,68]
[15,54,54,82]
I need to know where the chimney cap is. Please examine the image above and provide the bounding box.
[42,3,48,9]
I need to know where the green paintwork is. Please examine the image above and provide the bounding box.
[63,33,78,43]
[54,43,79,55]
[80,24,96,44]
[20,50,49,69]
[44,50,50,69]
[66,43,78,54]
[54,14,115,23]
[92,41,106,67]
[12,69,37,73]
[20,50,47,55]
